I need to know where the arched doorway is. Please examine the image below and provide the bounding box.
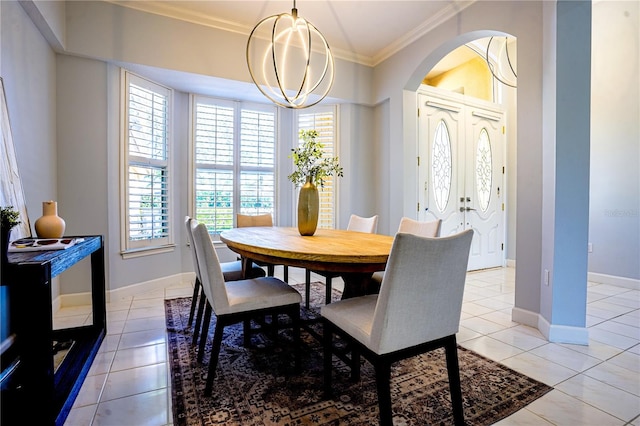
[413,35,517,271]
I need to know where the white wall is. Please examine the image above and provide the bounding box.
[19,0,65,50]
[336,103,378,228]
[1,0,60,296]
[589,0,640,281]
[2,0,638,305]
[1,1,57,224]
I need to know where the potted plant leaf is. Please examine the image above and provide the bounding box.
[1,206,21,265]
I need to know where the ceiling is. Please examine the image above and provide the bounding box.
[110,0,477,69]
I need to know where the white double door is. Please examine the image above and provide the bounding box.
[418,87,505,270]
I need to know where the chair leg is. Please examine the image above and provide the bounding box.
[350,347,361,382]
[187,277,201,327]
[270,314,278,341]
[305,269,312,309]
[243,319,251,347]
[322,320,333,398]
[291,307,301,373]
[192,288,207,345]
[283,265,289,283]
[325,276,333,305]
[267,264,275,276]
[197,304,212,363]
[374,361,393,426]
[445,337,465,426]
[204,320,225,396]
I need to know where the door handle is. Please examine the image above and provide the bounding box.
[461,207,476,212]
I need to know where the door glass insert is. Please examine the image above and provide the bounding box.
[432,120,452,212]
[476,128,492,212]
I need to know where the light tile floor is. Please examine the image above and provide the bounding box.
[59,267,640,425]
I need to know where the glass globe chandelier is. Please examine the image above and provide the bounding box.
[246,0,335,109]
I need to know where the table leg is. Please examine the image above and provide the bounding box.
[240,256,252,278]
[340,273,377,299]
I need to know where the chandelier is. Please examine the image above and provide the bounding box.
[246,0,335,109]
[486,36,517,88]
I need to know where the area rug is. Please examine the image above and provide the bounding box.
[165,282,552,425]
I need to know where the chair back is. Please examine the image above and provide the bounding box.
[185,216,203,282]
[347,214,378,233]
[370,229,473,354]
[397,217,441,237]
[237,213,273,228]
[190,220,230,313]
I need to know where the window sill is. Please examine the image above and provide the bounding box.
[121,244,176,259]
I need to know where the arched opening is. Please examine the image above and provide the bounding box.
[407,32,517,271]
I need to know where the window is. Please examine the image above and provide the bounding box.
[192,96,276,236]
[121,71,173,255]
[297,107,338,229]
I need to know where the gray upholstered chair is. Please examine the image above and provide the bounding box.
[304,214,378,308]
[185,216,265,339]
[370,217,442,289]
[190,219,302,396]
[322,229,473,426]
[237,213,289,282]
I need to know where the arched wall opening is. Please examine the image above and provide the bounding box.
[402,30,518,267]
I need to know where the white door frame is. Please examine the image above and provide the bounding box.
[417,85,506,270]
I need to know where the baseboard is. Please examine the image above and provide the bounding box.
[548,324,589,345]
[511,307,539,328]
[57,291,93,307]
[58,272,193,308]
[506,259,516,268]
[588,272,639,290]
[512,307,589,345]
[108,272,191,301]
[538,315,589,345]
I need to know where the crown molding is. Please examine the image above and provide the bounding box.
[107,0,475,68]
[371,1,475,67]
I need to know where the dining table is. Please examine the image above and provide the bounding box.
[219,226,394,299]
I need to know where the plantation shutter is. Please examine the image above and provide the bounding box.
[239,108,276,216]
[125,73,172,250]
[193,97,276,236]
[298,109,337,229]
[194,101,235,234]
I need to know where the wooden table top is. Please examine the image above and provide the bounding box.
[220,227,394,273]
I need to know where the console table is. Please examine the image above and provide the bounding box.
[0,236,106,425]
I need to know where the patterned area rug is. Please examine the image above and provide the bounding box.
[165,282,552,425]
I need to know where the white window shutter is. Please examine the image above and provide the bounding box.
[192,97,276,235]
[123,72,172,251]
[298,108,337,229]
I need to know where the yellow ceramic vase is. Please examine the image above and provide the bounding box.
[35,201,66,238]
[297,177,319,236]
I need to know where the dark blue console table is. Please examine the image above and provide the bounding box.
[1,236,106,425]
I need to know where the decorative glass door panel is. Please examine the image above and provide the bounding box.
[432,120,452,213]
[420,95,464,237]
[476,128,492,213]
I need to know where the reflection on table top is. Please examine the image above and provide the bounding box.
[220,226,393,273]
